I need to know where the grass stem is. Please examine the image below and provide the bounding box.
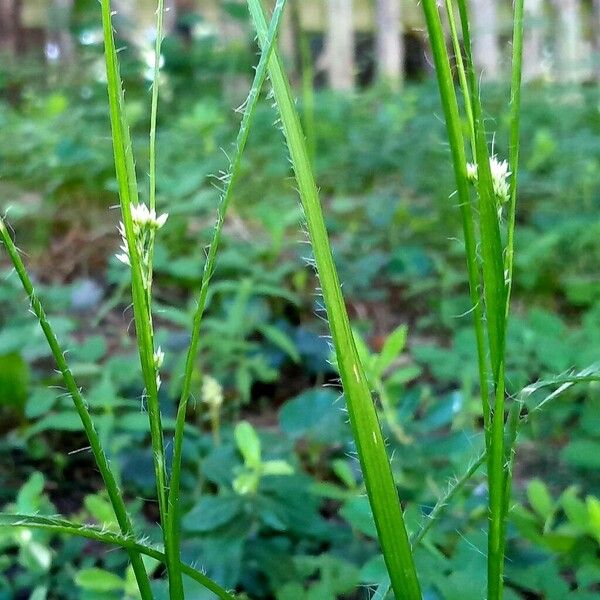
[0,218,153,600]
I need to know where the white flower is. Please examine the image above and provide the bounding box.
[202,375,224,407]
[466,162,478,183]
[490,156,511,203]
[131,204,168,231]
[153,347,165,370]
[464,156,511,203]
[114,205,168,281]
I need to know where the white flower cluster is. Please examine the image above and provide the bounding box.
[115,204,168,286]
[466,156,512,204]
[154,346,165,390]
[202,375,224,408]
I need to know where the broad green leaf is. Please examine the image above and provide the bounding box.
[235,421,262,468]
[585,496,600,543]
[75,568,125,592]
[374,325,407,376]
[527,479,554,520]
[279,389,346,444]
[182,496,243,533]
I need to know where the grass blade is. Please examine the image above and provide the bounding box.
[146,0,165,296]
[0,218,152,599]
[0,514,237,600]
[419,0,491,439]
[411,449,486,547]
[247,1,421,597]
[504,0,525,316]
[100,1,180,595]
[166,0,288,576]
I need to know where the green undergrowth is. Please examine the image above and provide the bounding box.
[0,2,600,599]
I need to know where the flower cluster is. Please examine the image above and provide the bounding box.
[115,204,168,287]
[466,156,511,204]
[154,346,164,390]
[202,375,224,408]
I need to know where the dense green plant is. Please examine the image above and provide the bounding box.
[3,1,600,599]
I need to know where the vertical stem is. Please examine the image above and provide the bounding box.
[248,1,421,597]
[421,0,490,444]
[505,0,524,316]
[165,1,288,582]
[0,219,153,600]
[100,2,181,596]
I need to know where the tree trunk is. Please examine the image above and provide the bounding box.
[522,0,545,81]
[0,0,22,55]
[470,0,500,80]
[553,0,584,82]
[375,0,403,89]
[326,0,354,91]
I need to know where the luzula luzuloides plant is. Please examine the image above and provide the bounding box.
[2,2,600,600]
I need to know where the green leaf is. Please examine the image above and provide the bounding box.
[258,323,300,362]
[16,472,45,514]
[527,479,554,520]
[235,421,262,468]
[340,497,377,538]
[374,325,407,376]
[0,353,29,410]
[585,496,600,543]
[561,439,600,470]
[84,494,118,529]
[560,487,589,530]
[75,568,125,592]
[279,389,345,444]
[262,460,294,476]
[19,541,52,573]
[182,496,243,533]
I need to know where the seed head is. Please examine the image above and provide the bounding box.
[466,162,478,183]
[465,156,511,203]
[202,375,224,408]
[490,156,511,203]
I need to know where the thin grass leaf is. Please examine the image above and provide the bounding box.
[453,5,510,596]
[521,364,600,412]
[505,0,525,315]
[99,1,180,595]
[0,218,152,599]
[146,0,165,296]
[166,0,288,575]
[411,449,486,547]
[419,0,491,441]
[247,1,421,597]
[0,514,237,600]
[443,0,475,155]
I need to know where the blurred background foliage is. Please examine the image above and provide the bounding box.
[1,0,600,598]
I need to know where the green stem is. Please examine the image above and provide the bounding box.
[505,0,525,317]
[100,2,179,596]
[411,449,486,546]
[146,0,165,301]
[420,0,491,444]
[1,515,237,600]
[165,0,288,578]
[444,0,475,156]
[0,219,153,600]
[248,1,421,597]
